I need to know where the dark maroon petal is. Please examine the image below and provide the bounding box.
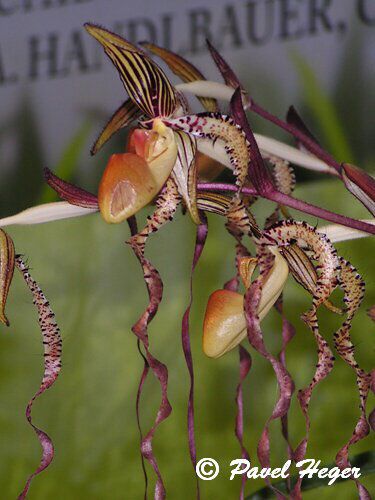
[370,369,375,432]
[127,182,180,495]
[276,297,296,495]
[181,214,208,497]
[341,163,375,216]
[223,237,251,500]
[206,40,241,90]
[275,297,296,470]
[131,250,171,499]
[235,345,252,500]
[15,256,62,499]
[127,218,172,500]
[286,105,320,145]
[231,89,375,234]
[44,168,99,209]
[367,305,375,323]
[129,218,149,495]
[230,87,275,195]
[135,340,150,496]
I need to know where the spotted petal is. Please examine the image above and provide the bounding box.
[206,39,250,107]
[16,256,62,499]
[163,112,249,194]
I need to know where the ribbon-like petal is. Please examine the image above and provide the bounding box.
[16,256,62,499]
[44,168,99,209]
[163,111,250,195]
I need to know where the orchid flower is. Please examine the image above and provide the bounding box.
[1,23,374,500]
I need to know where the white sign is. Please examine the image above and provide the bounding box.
[0,0,374,165]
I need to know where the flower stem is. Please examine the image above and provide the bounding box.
[197,183,375,235]
[248,100,341,174]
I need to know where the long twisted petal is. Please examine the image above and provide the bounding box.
[16,256,62,499]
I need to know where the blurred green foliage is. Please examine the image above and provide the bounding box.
[39,121,92,204]
[0,178,373,499]
[291,53,355,164]
[0,98,44,216]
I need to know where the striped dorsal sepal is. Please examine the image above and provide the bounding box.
[85,24,178,119]
[141,41,218,113]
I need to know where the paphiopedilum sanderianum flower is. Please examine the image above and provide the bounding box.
[1,22,374,500]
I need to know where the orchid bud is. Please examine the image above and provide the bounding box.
[203,248,289,358]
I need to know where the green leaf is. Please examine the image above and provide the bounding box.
[246,451,375,499]
[291,52,355,164]
[39,121,91,203]
[0,98,45,216]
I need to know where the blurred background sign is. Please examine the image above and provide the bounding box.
[0,0,374,211]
